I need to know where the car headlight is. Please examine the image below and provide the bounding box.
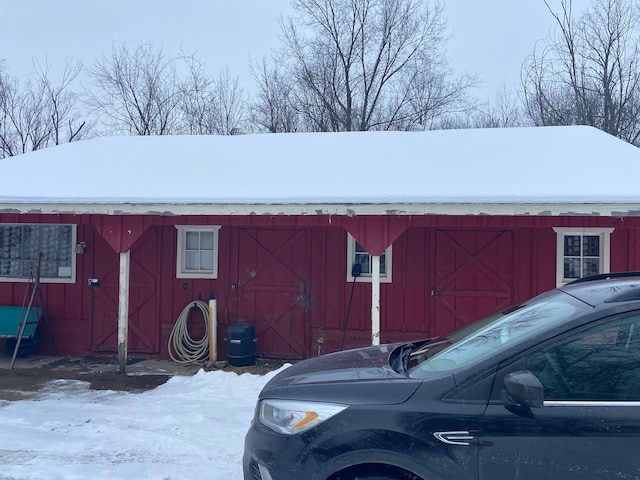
[259,399,348,435]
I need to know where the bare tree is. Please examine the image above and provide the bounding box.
[87,43,184,135]
[522,0,640,145]
[37,61,88,145]
[249,56,301,133]
[473,85,528,128]
[0,60,87,158]
[0,62,5,148]
[0,73,51,157]
[211,68,248,135]
[180,55,249,135]
[254,0,475,132]
[179,54,218,134]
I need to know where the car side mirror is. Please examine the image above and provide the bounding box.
[503,371,544,408]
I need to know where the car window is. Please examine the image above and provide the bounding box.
[409,290,587,375]
[526,315,640,401]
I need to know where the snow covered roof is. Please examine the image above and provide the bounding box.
[1,125,639,217]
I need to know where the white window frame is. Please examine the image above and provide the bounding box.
[553,227,614,287]
[175,225,221,279]
[0,223,77,284]
[346,234,393,283]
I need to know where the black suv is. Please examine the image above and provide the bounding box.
[243,273,640,480]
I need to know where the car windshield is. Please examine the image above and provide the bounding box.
[407,290,589,377]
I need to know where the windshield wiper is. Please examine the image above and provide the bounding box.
[390,343,416,375]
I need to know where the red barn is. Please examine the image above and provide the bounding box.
[1,126,639,370]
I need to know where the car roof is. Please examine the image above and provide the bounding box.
[560,272,640,306]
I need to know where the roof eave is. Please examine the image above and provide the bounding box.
[2,202,640,217]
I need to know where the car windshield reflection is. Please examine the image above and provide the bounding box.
[408,291,588,376]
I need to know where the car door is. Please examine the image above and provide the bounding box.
[478,313,640,479]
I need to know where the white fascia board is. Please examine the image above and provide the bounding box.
[2,203,640,217]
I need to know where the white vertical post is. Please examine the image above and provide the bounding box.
[117,251,131,374]
[209,298,218,362]
[371,255,381,346]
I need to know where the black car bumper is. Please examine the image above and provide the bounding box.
[243,421,321,480]
[242,407,455,480]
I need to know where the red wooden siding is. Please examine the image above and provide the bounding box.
[89,227,160,354]
[233,228,309,359]
[432,230,514,335]
[1,213,640,359]
[127,227,161,353]
[89,230,120,351]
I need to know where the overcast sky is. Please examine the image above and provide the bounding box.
[0,1,583,101]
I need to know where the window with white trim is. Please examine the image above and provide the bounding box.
[0,224,76,283]
[346,234,392,283]
[553,227,614,287]
[176,226,221,278]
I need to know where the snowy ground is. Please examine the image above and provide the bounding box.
[0,366,288,480]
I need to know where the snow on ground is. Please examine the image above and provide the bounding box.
[0,366,288,480]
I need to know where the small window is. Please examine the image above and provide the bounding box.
[346,234,392,283]
[176,226,221,278]
[553,227,613,287]
[0,224,76,283]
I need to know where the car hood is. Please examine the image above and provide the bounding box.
[259,344,425,405]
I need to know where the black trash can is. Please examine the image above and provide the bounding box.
[226,322,256,366]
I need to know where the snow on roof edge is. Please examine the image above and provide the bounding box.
[1,126,639,209]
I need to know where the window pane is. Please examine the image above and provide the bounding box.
[354,241,388,276]
[564,235,581,257]
[414,294,586,373]
[527,316,640,401]
[200,232,214,250]
[355,254,370,274]
[185,232,200,250]
[0,224,72,280]
[564,258,581,279]
[583,258,600,277]
[354,242,370,274]
[177,227,219,278]
[185,251,199,270]
[200,251,214,270]
[0,226,22,276]
[583,235,600,257]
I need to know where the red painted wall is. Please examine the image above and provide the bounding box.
[1,213,639,359]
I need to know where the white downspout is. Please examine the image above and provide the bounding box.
[117,251,131,374]
[371,255,381,346]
